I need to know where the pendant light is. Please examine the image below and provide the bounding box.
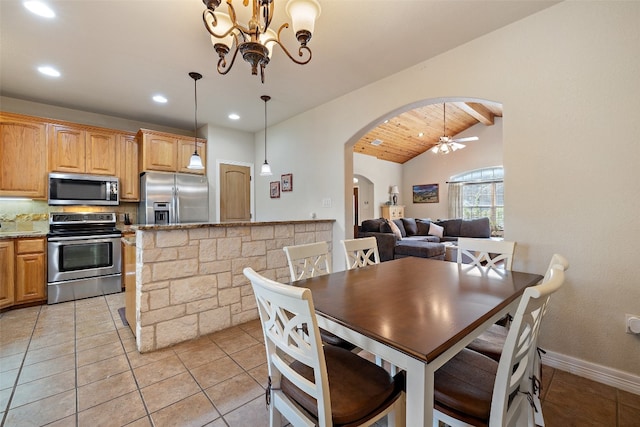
[187,72,205,170]
[259,95,272,176]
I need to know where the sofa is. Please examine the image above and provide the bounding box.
[357,217,491,262]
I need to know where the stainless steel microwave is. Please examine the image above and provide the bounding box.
[48,173,119,206]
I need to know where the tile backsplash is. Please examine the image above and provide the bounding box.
[0,200,139,232]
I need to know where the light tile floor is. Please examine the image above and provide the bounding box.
[1,292,639,427]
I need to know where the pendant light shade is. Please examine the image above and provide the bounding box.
[259,95,273,176]
[187,72,205,170]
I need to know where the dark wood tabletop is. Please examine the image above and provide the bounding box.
[295,257,543,363]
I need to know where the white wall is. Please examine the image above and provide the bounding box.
[353,153,403,221]
[403,117,503,220]
[203,124,254,222]
[249,2,640,378]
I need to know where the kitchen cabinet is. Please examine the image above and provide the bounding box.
[138,129,206,175]
[0,113,48,199]
[49,124,117,175]
[0,241,15,309]
[14,238,46,303]
[117,133,139,201]
[177,138,206,175]
[381,205,404,220]
[122,236,136,335]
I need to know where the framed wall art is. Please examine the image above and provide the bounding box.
[412,183,439,203]
[281,173,293,192]
[270,181,280,198]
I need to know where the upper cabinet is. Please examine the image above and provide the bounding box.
[0,113,48,199]
[49,124,117,175]
[117,133,139,201]
[138,129,206,175]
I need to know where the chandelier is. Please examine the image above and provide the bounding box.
[202,0,321,83]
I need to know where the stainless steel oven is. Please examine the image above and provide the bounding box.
[47,212,122,304]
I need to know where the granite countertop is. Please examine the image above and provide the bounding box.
[132,219,335,231]
[0,231,47,240]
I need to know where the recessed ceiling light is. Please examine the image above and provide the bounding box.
[418,132,424,137]
[24,1,55,18]
[38,66,60,77]
[152,95,168,103]
[228,113,240,120]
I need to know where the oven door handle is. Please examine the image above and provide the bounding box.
[47,234,122,242]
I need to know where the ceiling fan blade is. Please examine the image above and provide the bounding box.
[451,136,479,143]
[450,142,466,150]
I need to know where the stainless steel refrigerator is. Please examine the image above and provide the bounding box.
[139,172,209,224]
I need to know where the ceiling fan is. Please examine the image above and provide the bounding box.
[430,103,479,154]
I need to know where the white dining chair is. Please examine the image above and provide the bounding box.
[283,241,331,281]
[433,254,568,427]
[283,241,355,350]
[456,237,516,270]
[341,237,381,270]
[243,267,405,427]
[465,254,569,426]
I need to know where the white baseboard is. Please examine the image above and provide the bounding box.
[542,350,640,395]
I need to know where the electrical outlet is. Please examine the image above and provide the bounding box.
[322,198,332,208]
[625,314,640,334]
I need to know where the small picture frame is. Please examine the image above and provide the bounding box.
[270,181,280,198]
[281,173,293,192]
[413,183,439,203]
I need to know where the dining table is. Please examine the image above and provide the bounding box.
[294,256,543,427]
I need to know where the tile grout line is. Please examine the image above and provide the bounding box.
[0,306,42,427]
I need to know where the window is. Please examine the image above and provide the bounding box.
[449,167,504,236]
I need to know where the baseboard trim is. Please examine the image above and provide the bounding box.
[542,350,640,395]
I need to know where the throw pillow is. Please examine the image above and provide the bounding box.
[415,219,431,236]
[401,218,418,236]
[392,219,407,237]
[386,219,403,240]
[428,222,444,238]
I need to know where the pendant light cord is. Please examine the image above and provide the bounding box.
[261,95,271,163]
[193,77,199,156]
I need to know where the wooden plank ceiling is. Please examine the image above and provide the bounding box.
[353,102,503,164]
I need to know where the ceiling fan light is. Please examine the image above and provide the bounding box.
[286,0,321,35]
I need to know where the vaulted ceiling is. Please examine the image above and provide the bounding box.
[353,101,503,164]
[1,1,548,133]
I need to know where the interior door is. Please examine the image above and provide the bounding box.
[220,164,251,222]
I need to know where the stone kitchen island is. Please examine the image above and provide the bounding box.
[127,220,334,353]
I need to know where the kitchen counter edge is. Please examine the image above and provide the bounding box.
[131,219,335,232]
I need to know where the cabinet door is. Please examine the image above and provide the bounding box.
[140,134,177,172]
[0,241,15,309]
[15,252,46,303]
[177,138,206,174]
[86,130,117,175]
[0,114,47,198]
[118,134,139,201]
[15,238,46,303]
[49,124,86,173]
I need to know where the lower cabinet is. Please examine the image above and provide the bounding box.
[15,238,46,303]
[122,237,136,336]
[0,241,15,309]
[0,238,47,309]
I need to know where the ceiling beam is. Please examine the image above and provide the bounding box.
[453,102,495,126]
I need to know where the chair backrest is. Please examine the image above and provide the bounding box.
[456,237,516,270]
[341,237,380,270]
[243,267,332,426]
[489,254,569,427]
[283,241,331,282]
